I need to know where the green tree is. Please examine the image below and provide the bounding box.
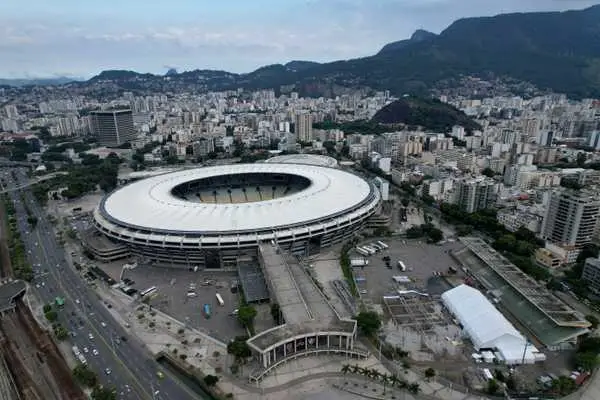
[481,168,495,177]
[227,336,252,363]
[575,351,598,371]
[45,310,58,322]
[355,311,381,336]
[91,385,116,400]
[204,374,219,387]
[237,305,257,329]
[73,364,98,387]
[43,303,52,313]
[487,379,499,394]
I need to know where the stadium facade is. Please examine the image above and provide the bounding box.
[91,163,381,268]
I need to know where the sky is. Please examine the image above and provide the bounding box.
[1,0,599,79]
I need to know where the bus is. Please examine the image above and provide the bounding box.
[203,304,211,319]
[55,297,65,308]
[140,286,158,297]
[215,293,224,306]
[397,261,407,272]
[356,247,370,257]
[377,241,389,249]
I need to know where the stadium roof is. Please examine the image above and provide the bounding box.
[100,163,372,233]
[265,154,338,168]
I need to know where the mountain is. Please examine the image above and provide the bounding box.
[284,61,321,72]
[378,29,437,54]
[372,97,481,133]
[0,76,81,87]
[82,5,600,98]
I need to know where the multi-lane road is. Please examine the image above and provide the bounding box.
[2,168,203,400]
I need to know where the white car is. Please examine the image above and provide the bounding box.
[360,289,368,294]
[100,322,107,328]
[75,299,80,304]
[92,349,99,356]
[105,368,112,375]
[88,333,94,340]
[83,347,89,353]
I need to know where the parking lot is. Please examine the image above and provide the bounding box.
[351,238,465,300]
[101,263,248,342]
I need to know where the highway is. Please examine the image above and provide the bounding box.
[2,168,203,400]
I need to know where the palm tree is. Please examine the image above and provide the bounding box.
[341,364,351,375]
[389,375,400,388]
[359,367,370,377]
[369,369,380,381]
[351,364,361,374]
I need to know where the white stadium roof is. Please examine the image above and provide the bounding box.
[442,284,543,365]
[100,163,373,233]
[265,154,338,168]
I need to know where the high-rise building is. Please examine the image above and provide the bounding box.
[456,178,498,213]
[294,112,313,142]
[541,190,600,248]
[581,257,600,294]
[91,109,136,147]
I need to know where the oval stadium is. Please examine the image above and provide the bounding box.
[91,163,381,268]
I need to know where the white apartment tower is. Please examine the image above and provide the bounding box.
[294,112,313,142]
[541,190,600,248]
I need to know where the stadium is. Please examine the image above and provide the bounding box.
[92,163,381,268]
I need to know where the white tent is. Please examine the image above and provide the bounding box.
[441,284,542,364]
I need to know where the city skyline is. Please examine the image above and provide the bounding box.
[1,0,599,79]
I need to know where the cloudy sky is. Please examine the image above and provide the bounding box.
[1,0,598,78]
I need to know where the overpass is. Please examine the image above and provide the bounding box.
[0,172,67,194]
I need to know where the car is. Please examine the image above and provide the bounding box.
[156,371,164,379]
[75,299,80,304]
[83,347,89,353]
[92,349,99,356]
[88,333,94,340]
[360,290,368,294]
[100,322,106,328]
[105,368,112,375]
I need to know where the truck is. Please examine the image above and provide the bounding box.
[350,258,369,267]
[203,304,211,319]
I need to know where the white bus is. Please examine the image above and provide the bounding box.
[216,293,224,306]
[397,261,407,272]
[140,286,158,297]
[363,246,377,255]
[77,354,87,365]
[356,247,370,256]
[72,345,81,357]
[377,241,389,249]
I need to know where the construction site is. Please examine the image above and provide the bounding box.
[0,200,85,400]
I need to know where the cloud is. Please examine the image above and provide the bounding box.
[0,0,598,77]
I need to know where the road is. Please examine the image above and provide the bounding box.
[2,168,204,400]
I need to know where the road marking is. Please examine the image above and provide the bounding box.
[34,228,152,400]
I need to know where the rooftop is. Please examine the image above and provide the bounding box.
[0,280,26,313]
[460,237,589,328]
[100,163,374,233]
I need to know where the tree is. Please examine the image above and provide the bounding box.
[73,364,98,387]
[401,198,410,207]
[424,367,436,380]
[227,336,252,363]
[481,168,495,178]
[355,311,381,336]
[487,379,499,394]
[43,303,52,313]
[91,385,116,400]
[45,310,58,322]
[341,364,351,374]
[575,351,598,371]
[237,305,257,329]
[204,374,219,387]
[408,383,420,394]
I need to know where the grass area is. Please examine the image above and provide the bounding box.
[341,242,358,296]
